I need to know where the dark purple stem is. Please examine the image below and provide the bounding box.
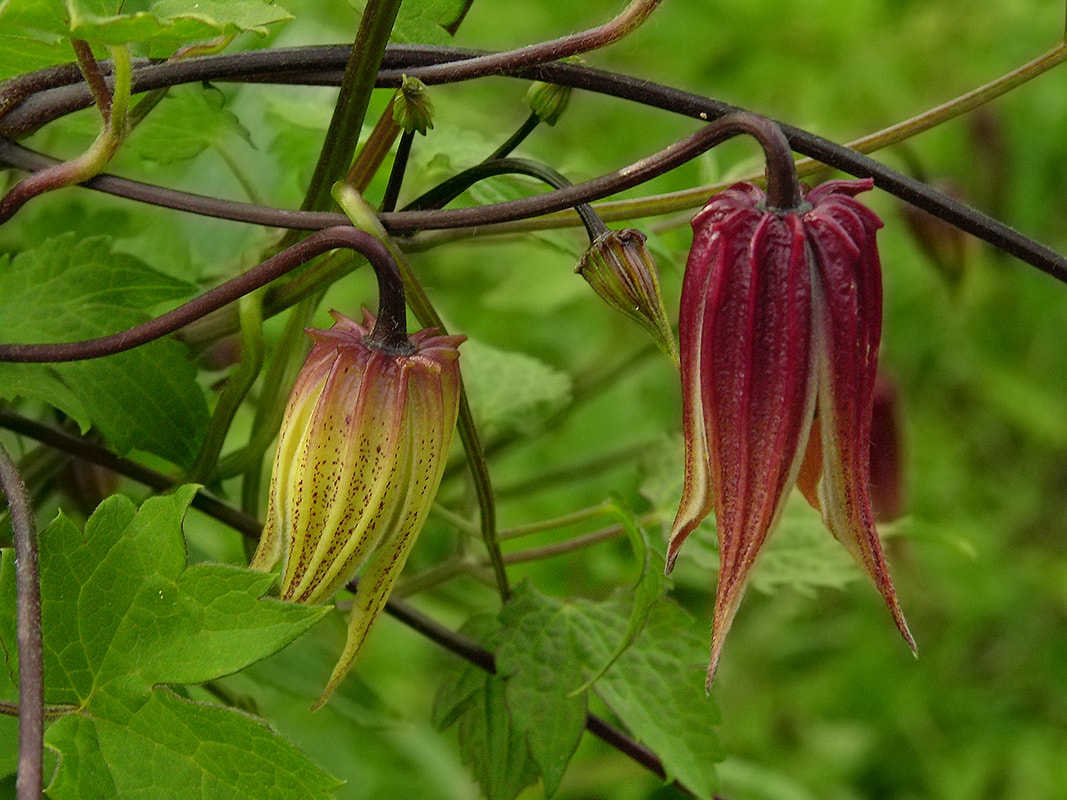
[0,443,43,800]
[1,46,1064,281]
[0,227,410,363]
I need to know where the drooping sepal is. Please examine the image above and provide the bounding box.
[251,310,464,705]
[672,178,914,687]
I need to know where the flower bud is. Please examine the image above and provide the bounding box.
[251,309,463,705]
[393,74,434,135]
[576,228,679,365]
[525,79,572,126]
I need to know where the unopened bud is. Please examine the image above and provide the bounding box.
[525,80,571,126]
[393,74,434,135]
[577,229,679,365]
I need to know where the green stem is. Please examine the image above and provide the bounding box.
[501,524,626,565]
[301,0,403,212]
[431,502,480,536]
[0,45,130,223]
[332,182,511,602]
[498,501,615,540]
[186,292,265,484]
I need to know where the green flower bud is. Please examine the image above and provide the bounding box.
[251,309,463,706]
[392,74,434,135]
[524,80,572,126]
[576,228,679,365]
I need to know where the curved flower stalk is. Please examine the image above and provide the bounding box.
[251,310,464,707]
[668,178,915,689]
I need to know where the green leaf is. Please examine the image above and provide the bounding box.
[589,600,723,799]
[460,338,572,441]
[0,235,210,468]
[495,584,722,799]
[390,0,464,45]
[45,687,340,799]
[432,616,539,800]
[66,0,292,47]
[496,590,588,797]
[0,0,74,79]
[0,487,335,796]
[435,664,539,800]
[125,83,254,165]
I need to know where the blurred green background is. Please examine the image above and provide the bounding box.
[8,0,1067,798]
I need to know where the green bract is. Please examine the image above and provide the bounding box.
[251,309,464,706]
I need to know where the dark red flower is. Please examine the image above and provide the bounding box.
[669,179,915,687]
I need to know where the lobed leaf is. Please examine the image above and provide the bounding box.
[0,234,209,468]
[0,487,335,795]
[496,584,722,799]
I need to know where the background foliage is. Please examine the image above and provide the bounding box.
[1,1,1066,798]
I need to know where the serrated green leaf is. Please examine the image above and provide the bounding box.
[125,84,253,165]
[66,0,292,46]
[432,615,539,800]
[589,601,722,799]
[0,487,335,795]
[496,589,587,796]
[494,584,721,799]
[37,487,327,701]
[455,669,539,800]
[431,613,502,732]
[45,687,340,799]
[460,338,572,441]
[0,235,209,468]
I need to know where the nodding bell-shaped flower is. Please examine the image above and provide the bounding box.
[251,309,463,706]
[668,178,915,688]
